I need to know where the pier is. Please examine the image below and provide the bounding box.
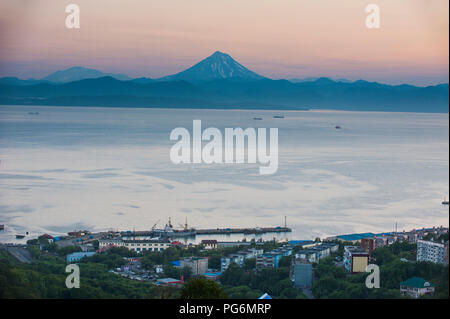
[194,227,291,235]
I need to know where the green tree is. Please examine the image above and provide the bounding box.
[225,285,261,299]
[181,277,228,299]
[57,245,82,257]
[243,258,256,271]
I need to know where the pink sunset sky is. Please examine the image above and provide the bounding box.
[0,0,448,85]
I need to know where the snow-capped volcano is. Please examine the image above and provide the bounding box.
[158,51,265,82]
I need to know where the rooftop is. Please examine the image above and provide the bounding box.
[400,277,434,289]
[337,233,376,241]
[157,278,183,284]
[122,239,171,243]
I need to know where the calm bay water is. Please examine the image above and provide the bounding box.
[0,105,448,243]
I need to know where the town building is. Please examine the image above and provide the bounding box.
[98,238,171,253]
[343,246,369,273]
[290,258,313,288]
[66,251,96,262]
[321,242,339,253]
[201,240,218,250]
[289,240,317,248]
[361,237,388,255]
[295,249,317,264]
[179,257,208,276]
[221,254,245,272]
[417,239,448,264]
[217,241,252,249]
[294,243,338,263]
[68,230,90,237]
[256,252,283,270]
[330,232,376,243]
[246,248,264,258]
[156,278,184,288]
[203,271,222,281]
[220,248,264,272]
[400,277,435,298]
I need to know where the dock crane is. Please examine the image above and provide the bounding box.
[151,219,160,231]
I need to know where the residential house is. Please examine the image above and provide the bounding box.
[400,277,435,298]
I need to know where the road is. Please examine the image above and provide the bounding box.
[0,244,33,263]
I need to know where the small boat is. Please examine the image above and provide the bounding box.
[253,117,263,120]
[442,197,449,205]
[28,112,39,115]
[335,125,341,129]
[273,115,285,119]
[15,234,26,239]
[0,225,4,230]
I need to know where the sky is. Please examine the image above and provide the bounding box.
[0,0,448,85]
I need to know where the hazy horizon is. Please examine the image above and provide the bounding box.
[0,0,448,86]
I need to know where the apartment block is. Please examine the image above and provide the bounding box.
[343,246,369,273]
[417,240,448,264]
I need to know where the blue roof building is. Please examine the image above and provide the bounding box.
[66,252,96,263]
[336,233,375,242]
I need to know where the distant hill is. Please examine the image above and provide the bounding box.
[289,77,352,83]
[0,76,448,112]
[41,66,131,83]
[157,51,265,82]
[0,77,49,86]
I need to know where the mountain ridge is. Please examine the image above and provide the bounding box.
[0,51,448,112]
[41,66,131,83]
[0,75,448,113]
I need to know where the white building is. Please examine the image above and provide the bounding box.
[417,239,448,264]
[99,238,170,253]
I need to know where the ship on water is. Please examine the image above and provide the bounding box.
[120,217,291,239]
[121,218,196,239]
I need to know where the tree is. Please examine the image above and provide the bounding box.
[181,278,228,299]
[220,263,245,286]
[208,255,221,270]
[278,256,293,268]
[182,266,193,281]
[243,258,256,271]
[57,245,82,257]
[225,285,261,299]
[163,264,181,279]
